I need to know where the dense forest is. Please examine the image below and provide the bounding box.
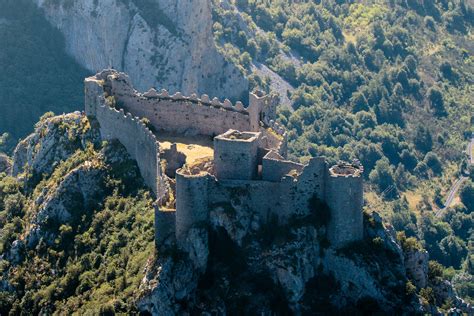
[211,0,473,303]
[0,0,89,147]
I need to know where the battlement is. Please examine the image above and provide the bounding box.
[94,95,163,198]
[84,69,364,256]
[85,70,278,137]
[142,88,249,116]
[329,161,364,178]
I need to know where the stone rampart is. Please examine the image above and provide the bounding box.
[94,97,162,198]
[292,157,328,216]
[93,70,273,137]
[154,206,176,250]
[208,178,284,224]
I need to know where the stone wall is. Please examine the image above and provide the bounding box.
[94,97,163,198]
[208,178,284,224]
[325,173,364,248]
[102,70,257,137]
[155,206,176,250]
[262,151,304,182]
[293,158,328,216]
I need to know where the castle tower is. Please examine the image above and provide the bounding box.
[325,162,364,248]
[213,130,260,180]
[248,91,278,131]
[175,168,209,247]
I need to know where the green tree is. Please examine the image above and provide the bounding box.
[460,181,474,212]
[424,152,442,175]
[439,235,468,269]
[369,158,397,198]
[414,126,433,154]
[427,87,446,116]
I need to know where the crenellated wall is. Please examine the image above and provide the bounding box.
[96,70,268,137]
[92,95,163,198]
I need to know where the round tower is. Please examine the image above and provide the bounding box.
[175,168,209,247]
[325,162,364,248]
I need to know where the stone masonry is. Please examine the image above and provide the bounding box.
[84,69,364,253]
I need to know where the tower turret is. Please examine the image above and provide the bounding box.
[175,168,209,248]
[325,162,364,248]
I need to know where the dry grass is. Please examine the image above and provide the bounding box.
[156,133,214,165]
[404,191,423,212]
[343,31,357,44]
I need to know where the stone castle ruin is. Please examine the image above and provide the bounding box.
[85,70,364,253]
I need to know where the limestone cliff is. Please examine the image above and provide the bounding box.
[31,0,248,101]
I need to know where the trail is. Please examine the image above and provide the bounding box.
[435,136,474,217]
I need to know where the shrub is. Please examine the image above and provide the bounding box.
[405,280,417,296]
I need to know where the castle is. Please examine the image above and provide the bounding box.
[84,70,364,252]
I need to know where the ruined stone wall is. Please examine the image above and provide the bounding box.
[155,206,176,250]
[259,123,287,157]
[262,151,304,182]
[175,170,210,247]
[325,174,364,248]
[94,99,162,198]
[292,158,328,216]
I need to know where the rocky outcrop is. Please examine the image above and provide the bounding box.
[32,0,248,101]
[404,248,429,288]
[11,112,100,180]
[138,256,201,315]
[26,163,106,248]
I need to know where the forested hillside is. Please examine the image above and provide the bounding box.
[211,0,473,302]
[0,0,89,148]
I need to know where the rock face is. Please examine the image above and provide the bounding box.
[404,248,429,288]
[11,112,100,179]
[32,0,248,101]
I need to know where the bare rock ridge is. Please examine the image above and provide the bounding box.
[31,0,248,101]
